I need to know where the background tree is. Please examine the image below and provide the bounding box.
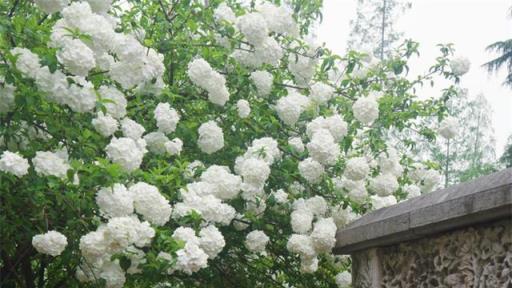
[483,6,512,88]
[347,0,411,60]
[499,134,512,168]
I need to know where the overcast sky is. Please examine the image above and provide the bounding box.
[317,0,512,156]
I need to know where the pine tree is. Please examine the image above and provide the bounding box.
[347,0,411,60]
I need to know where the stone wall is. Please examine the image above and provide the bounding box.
[335,169,512,288]
[352,219,511,288]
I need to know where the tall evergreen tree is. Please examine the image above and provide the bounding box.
[347,0,411,60]
[500,135,512,168]
[483,7,512,88]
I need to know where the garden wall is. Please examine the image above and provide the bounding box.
[334,169,512,287]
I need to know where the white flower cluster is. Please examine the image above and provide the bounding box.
[335,271,352,288]
[214,3,236,23]
[334,177,368,204]
[344,157,370,181]
[32,230,68,256]
[309,82,334,105]
[352,95,379,125]
[77,216,155,286]
[197,121,224,154]
[0,82,16,114]
[0,151,29,177]
[92,112,118,137]
[438,116,458,139]
[245,230,270,253]
[237,99,251,118]
[154,103,180,134]
[34,0,69,14]
[275,91,311,126]
[33,150,71,179]
[250,70,273,97]
[286,196,337,273]
[299,158,325,184]
[306,115,348,142]
[188,58,230,106]
[450,56,471,76]
[105,137,147,172]
[306,129,340,165]
[410,164,442,193]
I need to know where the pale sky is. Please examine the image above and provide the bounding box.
[317,0,512,156]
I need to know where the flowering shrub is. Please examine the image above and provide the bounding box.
[0,0,464,287]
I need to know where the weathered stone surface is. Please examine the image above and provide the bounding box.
[334,168,512,254]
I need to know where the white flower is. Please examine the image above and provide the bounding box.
[172,227,200,246]
[404,184,421,199]
[104,216,155,250]
[120,118,145,140]
[32,231,68,256]
[336,178,367,204]
[187,58,230,106]
[300,256,319,273]
[306,115,348,142]
[199,225,225,259]
[335,271,352,288]
[57,39,96,76]
[450,57,471,76]
[288,54,317,86]
[10,48,42,78]
[378,148,403,177]
[34,0,69,13]
[305,196,328,217]
[271,189,288,204]
[175,191,236,225]
[243,137,282,165]
[254,37,284,67]
[96,184,134,218]
[86,0,113,13]
[197,121,224,154]
[291,209,313,234]
[154,103,180,134]
[33,151,70,179]
[275,91,310,126]
[288,137,305,153]
[344,157,370,181]
[352,96,379,125]
[67,81,97,113]
[438,116,458,139]
[310,217,337,253]
[144,132,169,155]
[165,138,183,156]
[129,182,172,226]
[255,2,298,36]
[200,165,242,200]
[176,243,209,275]
[331,205,358,228]
[0,83,16,113]
[214,3,236,23]
[0,151,29,177]
[298,158,325,184]
[237,99,251,118]
[92,112,119,137]
[309,82,334,105]
[105,137,147,172]
[286,234,316,258]
[370,195,397,210]
[99,86,127,119]
[250,70,273,97]
[370,174,398,196]
[99,259,126,288]
[236,157,270,187]
[237,12,268,45]
[306,129,340,165]
[245,230,269,253]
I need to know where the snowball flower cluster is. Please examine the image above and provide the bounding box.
[288,137,305,153]
[105,137,147,172]
[245,230,270,253]
[92,112,118,137]
[335,271,352,288]
[250,70,273,97]
[130,182,172,226]
[309,82,334,105]
[0,151,29,177]
[96,184,134,218]
[276,91,310,126]
[306,115,348,141]
[34,0,69,14]
[306,129,340,165]
[450,57,471,76]
[32,230,68,256]
[32,150,70,179]
[237,99,251,118]
[200,165,242,200]
[237,12,269,46]
[370,173,399,196]
[0,82,16,113]
[121,118,145,140]
[188,58,230,106]
[154,103,180,134]
[214,3,237,23]
[197,121,224,154]
[370,195,397,210]
[344,157,370,181]
[299,158,325,184]
[352,96,379,125]
[438,116,458,139]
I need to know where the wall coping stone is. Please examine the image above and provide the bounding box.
[334,168,512,254]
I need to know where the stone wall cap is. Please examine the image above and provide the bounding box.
[334,168,512,254]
